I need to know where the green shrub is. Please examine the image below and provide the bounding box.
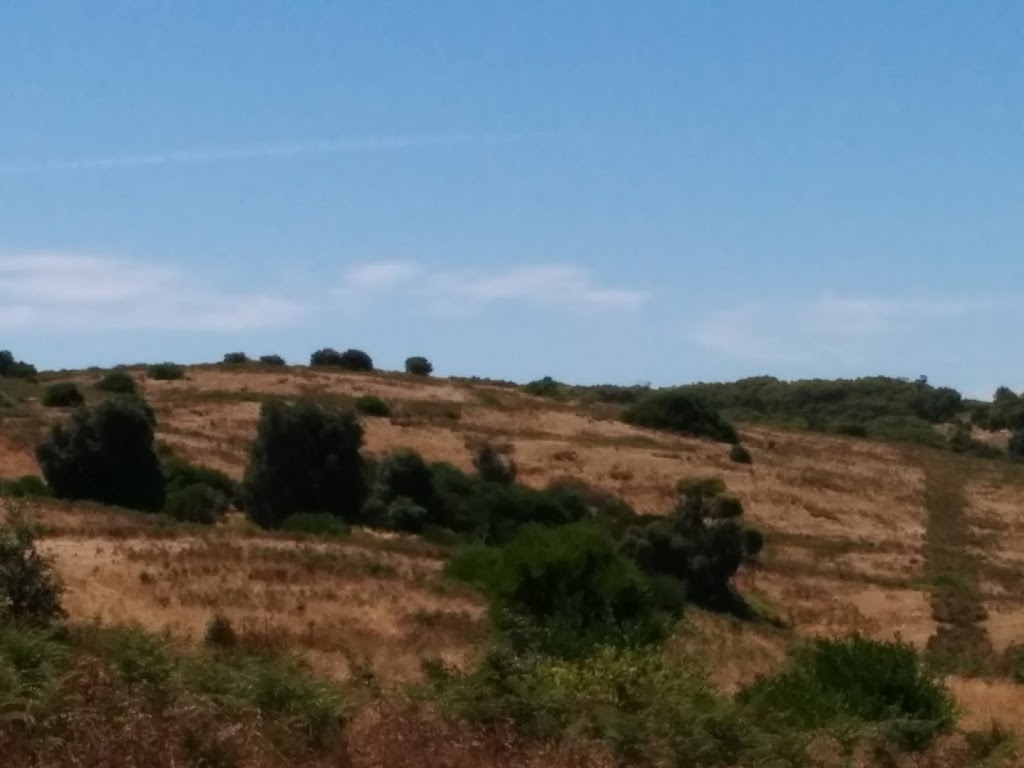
[41,382,84,408]
[363,449,440,531]
[259,354,286,367]
[0,505,65,625]
[523,376,564,398]
[405,356,434,376]
[729,444,752,464]
[456,522,676,657]
[309,348,373,371]
[203,614,238,650]
[242,400,367,528]
[1001,643,1024,682]
[164,484,226,524]
[0,350,37,380]
[94,370,138,394]
[147,362,185,381]
[163,455,239,506]
[354,395,390,417]
[624,390,739,444]
[739,635,955,747]
[36,397,165,512]
[0,624,69,720]
[473,441,517,486]
[0,476,50,498]
[222,352,249,364]
[280,513,351,538]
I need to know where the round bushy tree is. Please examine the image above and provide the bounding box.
[242,400,367,528]
[36,397,165,511]
[41,382,85,408]
[259,354,286,367]
[94,371,138,395]
[310,348,374,371]
[222,352,249,364]
[405,356,434,376]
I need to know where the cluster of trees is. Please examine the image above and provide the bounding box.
[0,350,37,380]
[308,348,434,376]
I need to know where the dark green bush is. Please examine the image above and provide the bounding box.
[364,449,440,529]
[259,354,286,367]
[0,506,65,625]
[222,352,249,364]
[0,350,37,380]
[163,455,239,505]
[36,397,165,512]
[94,371,138,395]
[41,382,84,408]
[279,513,351,538]
[147,362,185,381]
[309,348,373,371]
[242,400,367,528]
[473,441,517,486]
[163,484,226,524]
[405,356,434,376]
[624,390,739,444]
[621,476,762,612]
[203,614,237,650]
[729,444,752,464]
[739,635,955,747]
[354,395,390,417]
[0,476,50,498]
[522,376,564,399]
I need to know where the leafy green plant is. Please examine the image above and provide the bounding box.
[354,395,390,417]
[41,382,84,408]
[0,476,50,498]
[0,504,65,625]
[405,356,434,376]
[147,362,185,381]
[94,370,139,395]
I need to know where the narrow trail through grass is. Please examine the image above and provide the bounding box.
[917,450,994,674]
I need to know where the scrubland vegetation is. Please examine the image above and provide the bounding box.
[1,346,1024,766]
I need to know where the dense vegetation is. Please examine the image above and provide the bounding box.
[309,348,374,371]
[623,389,740,444]
[0,349,37,380]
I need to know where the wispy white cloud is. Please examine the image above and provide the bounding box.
[0,133,545,174]
[339,261,648,313]
[695,295,975,362]
[0,253,305,331]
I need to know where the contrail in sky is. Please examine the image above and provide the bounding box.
[0,133,547,174]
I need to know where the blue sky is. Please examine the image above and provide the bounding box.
[1,2,1022,398]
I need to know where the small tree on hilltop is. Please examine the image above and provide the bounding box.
[222,352,249,364]
[338,349,373,371]
[36,397,165,512]
[405,356,433,376]
[242,400,367,528]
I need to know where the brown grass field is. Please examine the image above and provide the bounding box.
[3,364,1024,765]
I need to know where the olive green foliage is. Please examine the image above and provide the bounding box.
[405,356,433,376]
[222,351,249,364]
[0,505,65,625]
[729,444,752,464]
[472,441,517,485]
[41,382,84,408]
[0,350,37,379]
[36,397,165,512]
[309,347,373,371]
[448,523,675,658]
[163,484,225,524]
[94,370,138,395]
[363,449,441,532]
[521,376,651,405]
[259,354,287,367]
[522,375,566,398]
[0,476,50,499]
[740,636,955,748]
[623,390,739,444]
[147,362,185,381]
[279,512,351,538]
[354,394,390,417]
[242,400,367,528]
[947,422,1004,459]
[972,386,1024,430]
[621,477,763,612]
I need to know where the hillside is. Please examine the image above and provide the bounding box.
[2,362,1024,765]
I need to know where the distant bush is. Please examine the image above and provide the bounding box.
[405,356,434,376]
[0,350,37,380]
[259,354,286,367]
[449,522,675,657]
[222,352,249,364]
[472,441,517,486]
[41,382,84,408]
[621,476,762,612]
[729,444,752,464]
[740,635,955,748]
[94,371,138,395]
[36,397,165,512]
[0,506,65,625]
[242,400,367,528]
[354,395,390,417]
[147,362,185,381]
[309,348,373,371]
[280,512,351,538]
[163,455,239,506]
[623,390,739,444]
[522,376,564,398]
[163,484,225,524]
[0,476,50,498]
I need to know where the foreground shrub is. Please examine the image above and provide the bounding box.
[36,397,165,512]
[259,354,286,367]
[147,362,185,381]
[354,395,390,417]
[740,635,955,748]
[624,390,739,444]
[41,382,84,408]
[243,400,367,528]
[94,370,138,395]
[405,356,434,376]
[0,504,65,625]
[450,523,675,657]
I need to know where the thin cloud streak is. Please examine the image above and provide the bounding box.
[0,133,550,174]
